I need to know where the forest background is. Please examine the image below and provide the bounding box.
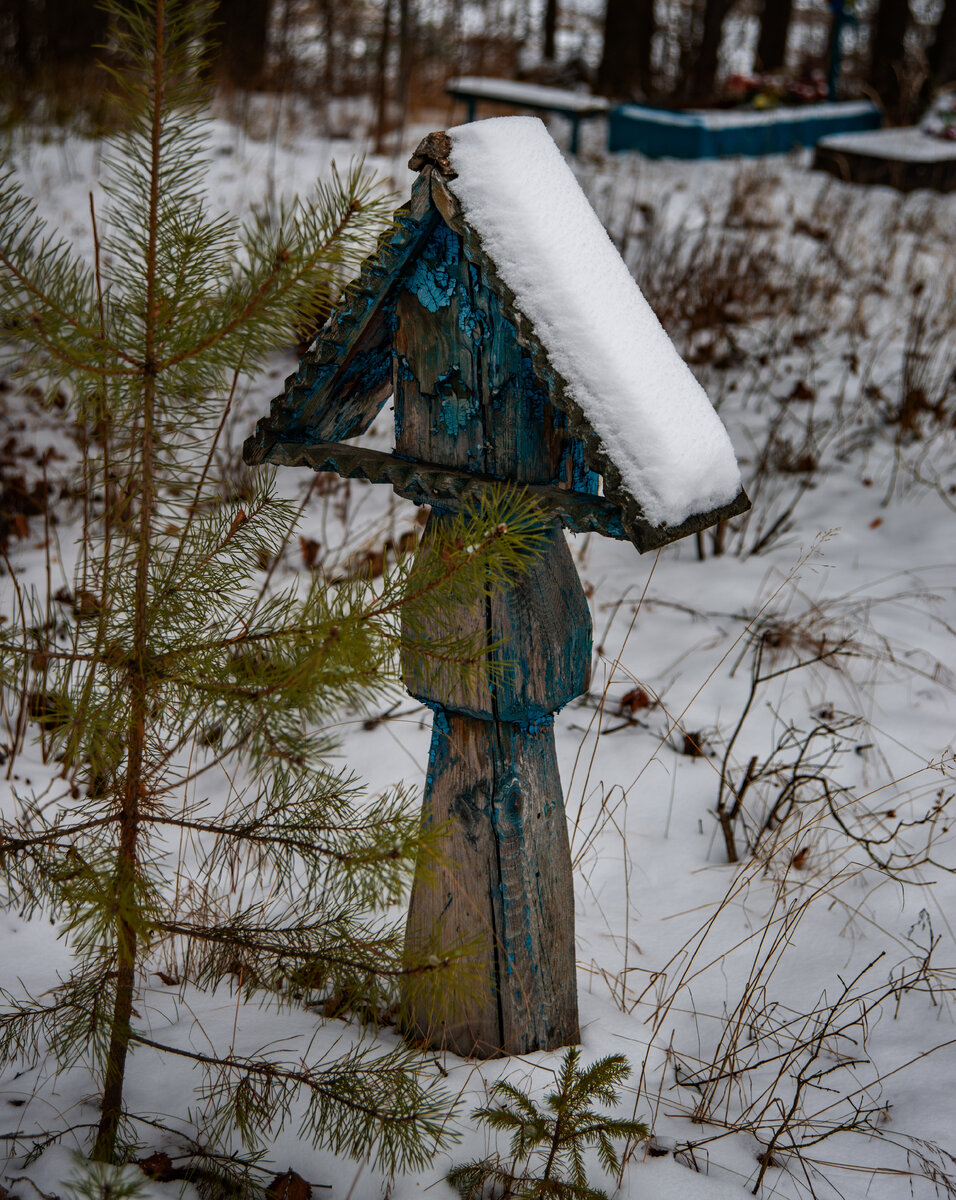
[2,0,956,140]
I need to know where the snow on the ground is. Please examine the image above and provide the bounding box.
[448,116,742,527]
[2,108,955,1200]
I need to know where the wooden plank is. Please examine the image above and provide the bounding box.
[267,438,626,537]
[392,192,587,1056]
[401,710,579,1056]
[264,438,750,551]
[392,215,598,492]
[400,510,592,721]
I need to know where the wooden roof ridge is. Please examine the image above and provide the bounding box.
[421,142,750,549]
[243,173,439,466]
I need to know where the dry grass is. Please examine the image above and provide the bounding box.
[566,522,956,1196]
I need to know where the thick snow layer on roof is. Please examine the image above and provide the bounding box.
[447,116,742,528]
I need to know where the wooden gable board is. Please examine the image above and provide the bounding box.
[243,173,439,465]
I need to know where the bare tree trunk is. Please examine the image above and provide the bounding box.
[0,0,107,79]
[543,0,558,61]
[373,0,393,154]
[922,0,956,102]
[317,0,335,94]
[597,0,656,98]
[209,0,271,87]
[867,0,911,118]
[44,0,108,66]
[756,0,793,72]
[686,0,736,102]
[0,0,39,79]
[395,0,413,144]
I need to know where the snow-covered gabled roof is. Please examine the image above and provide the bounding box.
[244,119,749,551]
[446,116,743,529]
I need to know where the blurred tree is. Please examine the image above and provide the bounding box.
[867,0,912,116]
[756,0,793,72]
[370,0,414,152]
[397,0,413,132]
[544,0,557,60]
[921,0,956,105]
[208,0,271,87]
[0,0,108,81]
[45,0,109,65]
[0,0,35,77]
[373,0,393,152]
[315,0,335,93]
[685,0,737,101]
[597,0,656,97]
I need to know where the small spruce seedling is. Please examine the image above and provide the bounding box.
[449,1047,649,1200]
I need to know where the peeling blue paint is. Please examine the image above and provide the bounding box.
[513,711,556,734]
[458,296,490,342]
[407,258,456,312]
[520,355,549,424]
[439,395,475,437]
[423,704,453,803]
[406,222,459,312]
[562,437,601,495]
[605,509,626,538]
[430,367,480,438]
[337,347,390,393]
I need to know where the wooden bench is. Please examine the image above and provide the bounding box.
[446,76,609,154]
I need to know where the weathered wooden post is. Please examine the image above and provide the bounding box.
[244,117,749,1058]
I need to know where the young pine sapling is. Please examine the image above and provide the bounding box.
[0,0,547,1184]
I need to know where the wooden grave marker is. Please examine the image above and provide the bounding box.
[244,119,750,1058]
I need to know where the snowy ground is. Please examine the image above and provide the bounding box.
[2,105,955,1200]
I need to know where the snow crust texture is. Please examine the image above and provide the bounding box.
[447,116,742,528]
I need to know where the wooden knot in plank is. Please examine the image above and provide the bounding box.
[409,131,458,179]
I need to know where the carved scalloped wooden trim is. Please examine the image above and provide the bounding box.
[269,439,748,552]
